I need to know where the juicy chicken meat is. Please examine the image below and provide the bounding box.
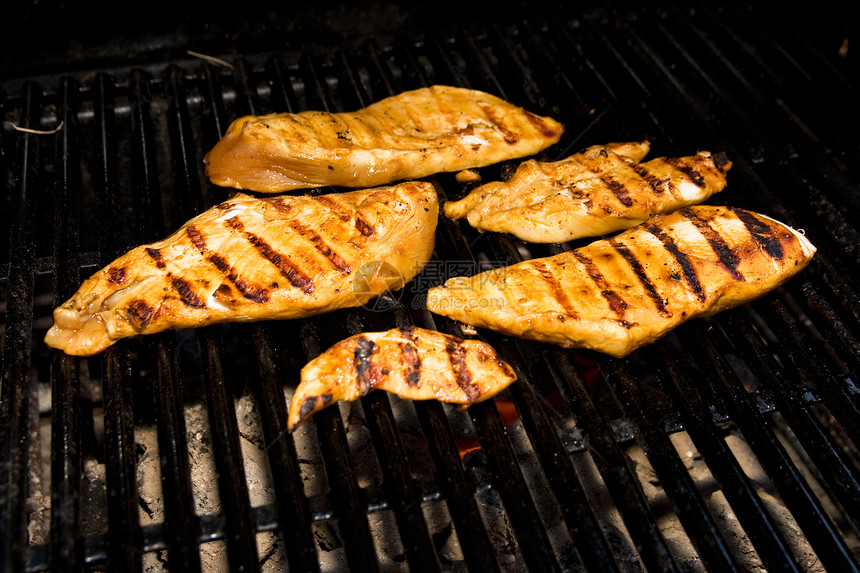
[287,326,517,430]
[204,85,564,193]
[45,182,439,356]
[443,141,732,243]
[427,206,816,358]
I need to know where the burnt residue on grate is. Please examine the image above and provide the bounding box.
[2,3,860,572]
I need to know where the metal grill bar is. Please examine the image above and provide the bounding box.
[413,401,503,572]
[201,329,260,572]
[164,60,263,569]
[0,80,39,573]
[471,401,565,572]
[728,309,860,523]
[692,324,860,572]
[92,72,143,572]
[166,66,206,223]
[251,326,320,572]
[153,337,202,571]
[496,337,623,573]
[300,319,379,572]
[548,348,682,571]
[361,378,442,572]
[127,68,204,571]
[49,76,85,573]
[128,71,164,244]
[655,345,805,572]
[601,358,741,570]
[799,278,860,379]
[757,299,860,439]
[102,346,140,570]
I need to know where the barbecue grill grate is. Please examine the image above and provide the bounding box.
[2,3,860,571]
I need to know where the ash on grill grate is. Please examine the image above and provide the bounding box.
[3,3,860,572]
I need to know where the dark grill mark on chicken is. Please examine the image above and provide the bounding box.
[730,207,785,259]
[682,207,744,280]
[445,339,481,401]
[221,269,269,303]
[531,261,579,319]
[401,342,422,387]
[571,251,632,327]
[610,237,671,317]
[630,164,668,195]
[480,105,519,145]
[206,252,229,273]
[266,198,292,214]
[397,326,423,387]
[171,277,206,308]
[601,175,634,207]
[298,396,318,420]
[313,196,353,222]
[186,227,271,304]
[398,325,417,340]
[712,152,731,172]
[313,195,375,237]
[354,336,379,394]
[213,284,237,304]
[107,267,126,285]
[185,225,207,251]
[287,220,352,274]
[354,218,376,237]
[524,110,564,138]
[225,216,315,294]
[647,224,707,302]
[145,247,166,269]
[127,300,154,329]
[664,156,706,187]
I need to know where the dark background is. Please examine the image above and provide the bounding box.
[2,1,856,81]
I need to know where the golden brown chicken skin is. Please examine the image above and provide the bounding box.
[45,182,439,356]
[443,141,732,243]
[427,206,815,357]
[204,85,564,193]
[287,326,517,430]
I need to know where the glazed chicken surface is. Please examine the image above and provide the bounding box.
[45,182,438,356]
[443,141,732,243]
[287,326,518,430]
[204,85,564,193]
[427,205,815,357]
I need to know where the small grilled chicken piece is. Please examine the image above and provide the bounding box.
[204,85,564,193]
[45,182,439,356]
[287,326,517,430]
[443,141,732,243]
[427,206,815,358]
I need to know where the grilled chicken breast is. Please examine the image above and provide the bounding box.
[204,85,564,193]
[443,141,732,243]
[427,206,815,358]
[287,326,517,430]
[45,182,439,356]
